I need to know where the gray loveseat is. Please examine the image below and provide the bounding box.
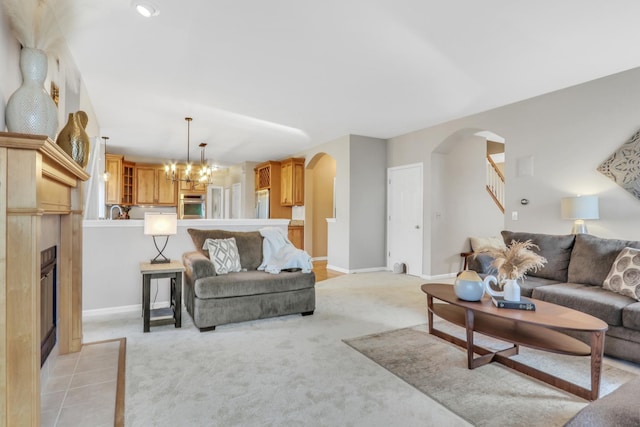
[182,229,316,331]
[467,230,640,364]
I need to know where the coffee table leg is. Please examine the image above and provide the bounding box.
[464,309,475,369]
[590,330,605,400]
[427,295,434,334]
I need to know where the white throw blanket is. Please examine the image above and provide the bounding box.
[258,227,313,274]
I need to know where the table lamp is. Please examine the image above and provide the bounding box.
[144,212,177,263]
[560,195,599,234]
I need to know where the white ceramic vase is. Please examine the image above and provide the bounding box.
[502,279,521,302]
[5,48,59,140]
[484,276,521,302]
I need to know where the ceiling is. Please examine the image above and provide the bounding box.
[64,0,640,167]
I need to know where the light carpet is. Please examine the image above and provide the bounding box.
[82,272,639,426]
[344,322,637,427]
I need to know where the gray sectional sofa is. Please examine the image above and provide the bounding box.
[182,229,316,331]
[467,230,640,364]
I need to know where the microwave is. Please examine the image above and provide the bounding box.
[179,193,206,219]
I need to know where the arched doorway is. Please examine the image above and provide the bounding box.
[430,129,506,275]
[305,153,336,259]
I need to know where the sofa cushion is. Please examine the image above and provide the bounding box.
[518,276,563,298]
[622,302,640,332]
[567,234,640,286]
[532,283,633,326]
[204,238,242,275]
[187,229,263,270]
[194,270,315,299]
[466,253,498,275]
[470,236,505,252]
[501,231,575,282]
[603,247,640,300]
[564,376,640,427]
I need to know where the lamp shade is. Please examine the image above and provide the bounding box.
[144,213,177,236]
[560,196,599,220]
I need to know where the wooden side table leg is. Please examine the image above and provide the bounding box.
[143,274,151,333]
[590,330,605,400]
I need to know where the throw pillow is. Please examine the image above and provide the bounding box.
[470,236,505,252]
[603,247,640,300]
[203,238,242,275]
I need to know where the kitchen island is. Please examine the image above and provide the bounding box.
[83,219,289,315]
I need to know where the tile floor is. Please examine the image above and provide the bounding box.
[41,339,122,427]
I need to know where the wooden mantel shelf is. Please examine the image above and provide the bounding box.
[0,132,89,427]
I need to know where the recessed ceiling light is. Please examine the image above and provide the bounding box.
[132,1,159,18]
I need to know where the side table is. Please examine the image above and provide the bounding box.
[139,261,185,332]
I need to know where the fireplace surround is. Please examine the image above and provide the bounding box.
[0,133,88,426]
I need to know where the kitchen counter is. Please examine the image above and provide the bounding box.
[83,218,290,228]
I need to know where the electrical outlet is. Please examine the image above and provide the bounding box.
[512,211,518,220]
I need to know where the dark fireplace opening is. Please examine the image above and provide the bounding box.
[41,246,57,367]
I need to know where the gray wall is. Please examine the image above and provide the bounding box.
[389,67,640,276]
[349,135,387,270]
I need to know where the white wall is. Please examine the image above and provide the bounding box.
[388,66,640,276]
[0,7,21,130]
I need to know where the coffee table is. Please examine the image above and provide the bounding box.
[421,283,608,400]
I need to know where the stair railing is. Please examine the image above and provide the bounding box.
[486,156,504,213]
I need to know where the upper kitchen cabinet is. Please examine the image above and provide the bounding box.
[280,158,305,206]
[121,160,135,205]
[105,154,123,205]
[135,164,177,206]
[255,160,280,190]
[254,160,291,218]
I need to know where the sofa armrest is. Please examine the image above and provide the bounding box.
[183,251,216,281]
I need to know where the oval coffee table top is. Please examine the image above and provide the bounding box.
[421,283,608,332]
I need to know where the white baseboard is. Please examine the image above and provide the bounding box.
[421,272,457,280]
[326,265,387,274]
[311,256,328,262]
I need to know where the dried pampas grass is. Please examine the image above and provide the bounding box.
[1,0,75,57]
[477,239,547,282]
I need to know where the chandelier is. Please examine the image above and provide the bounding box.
[165,117,215,185]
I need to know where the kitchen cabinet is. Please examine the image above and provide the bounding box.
[135,164,177,206]
[280,157,305,206]
[105,154,123,205]
[254,160,290,218]
[121,160,135,205]
[255,160,279,190]
[288,225,304,249]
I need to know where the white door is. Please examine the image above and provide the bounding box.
[388,163,423,276]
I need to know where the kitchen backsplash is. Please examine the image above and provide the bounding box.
[292,205,305,220]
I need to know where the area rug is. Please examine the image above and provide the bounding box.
[344,322,637,427]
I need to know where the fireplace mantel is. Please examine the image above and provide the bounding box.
[0,132,89,427]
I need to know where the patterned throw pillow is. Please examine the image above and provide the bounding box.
[603,247,640,300]
[203,238,242,275]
